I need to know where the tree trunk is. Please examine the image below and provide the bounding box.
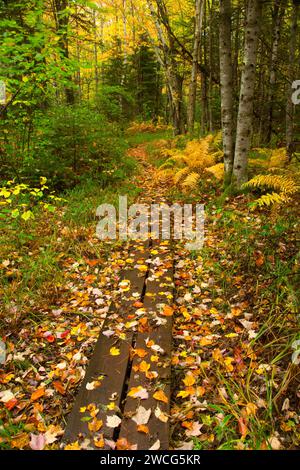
[53,0,75,105]
[286,1,299,161]
[233,0,262,187]
[265,0,285,144]
[219,0,234,185]
[187,0,204,133]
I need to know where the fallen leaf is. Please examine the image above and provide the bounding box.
[137,424,149,434]
[31,388,45,401]
[132,406,151,425]
[106,415,121,428]
[94,434,104,448]
[53,381,65,395]
[162,305,174,316]
[110,347,120,356]
[153,390,168,404]
[149,439,160,450]
[128,386,149,400]
[155,406,169,423]
[30,433,46,450]
[88,418,103,433]
[182,372,196,387]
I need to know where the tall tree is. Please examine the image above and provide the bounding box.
[187,0,204,133]
[286,0,299,160]
[232,0,262,187]
[219,0,234,185]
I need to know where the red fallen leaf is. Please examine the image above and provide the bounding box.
[45,334,55,343]
[53,381,66,395]
[57,330,70,339]
[238,417,248,438]
[5,398,18,410]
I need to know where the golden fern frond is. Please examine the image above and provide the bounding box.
[253,192,291,209]
[181,172,201,190]
[174,167,190,185]
[243,174,298,195]
[157,168,174,183]
[205,163,224,180]
[160,153,186,169]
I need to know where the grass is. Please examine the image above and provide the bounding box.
[0,170,141,331]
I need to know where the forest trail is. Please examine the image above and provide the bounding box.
[64,141,176,450]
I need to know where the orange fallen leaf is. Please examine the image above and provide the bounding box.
[162,305,174,316]
[153,390,168,404]
[132,348,148,358]
[53,381,65,395]
[137,424,149,434]
[5,398,18,410]
[238,417,248,438]
[31,388,45,401]
[116,438,132,450]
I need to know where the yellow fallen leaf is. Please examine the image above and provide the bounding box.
[153,390,168,404]
[65,441,81,450]
[94,434,105,448]
[110,347,120,356]
[88,418,103,433]
[182,373,196,387]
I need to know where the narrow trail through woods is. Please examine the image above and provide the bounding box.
[63,140,256,450]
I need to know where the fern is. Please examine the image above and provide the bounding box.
[181,172,201,190]
[205,163,225,181]
[253,192,291,208]
[244,174,298,195]
[159,133,221,191]
[243,173,299,209]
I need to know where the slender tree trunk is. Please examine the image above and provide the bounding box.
[147,0,185,134]
[233,0,262,187]
[219,0,234,185]
[187,0,204,133]
[286,1,299,161]
[53,0,75,104]
[265,0,285,144]
[93,9,99,95]
[208,0,214,132]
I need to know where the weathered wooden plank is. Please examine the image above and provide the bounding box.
[63,240,150,447]
[119,240,174,450]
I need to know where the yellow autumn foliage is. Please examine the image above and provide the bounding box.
[159,133,223,190]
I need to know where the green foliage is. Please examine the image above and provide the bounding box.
[0,104,135,190]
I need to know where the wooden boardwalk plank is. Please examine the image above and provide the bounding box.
[63,241,150,447]
[119,240,174,450]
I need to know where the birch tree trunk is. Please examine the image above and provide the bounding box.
[187,0,204,133]
[232,0,262,187]
[286,1,299,161]
[219,0,234,185]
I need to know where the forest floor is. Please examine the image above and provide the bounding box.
[0,134,299,450]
